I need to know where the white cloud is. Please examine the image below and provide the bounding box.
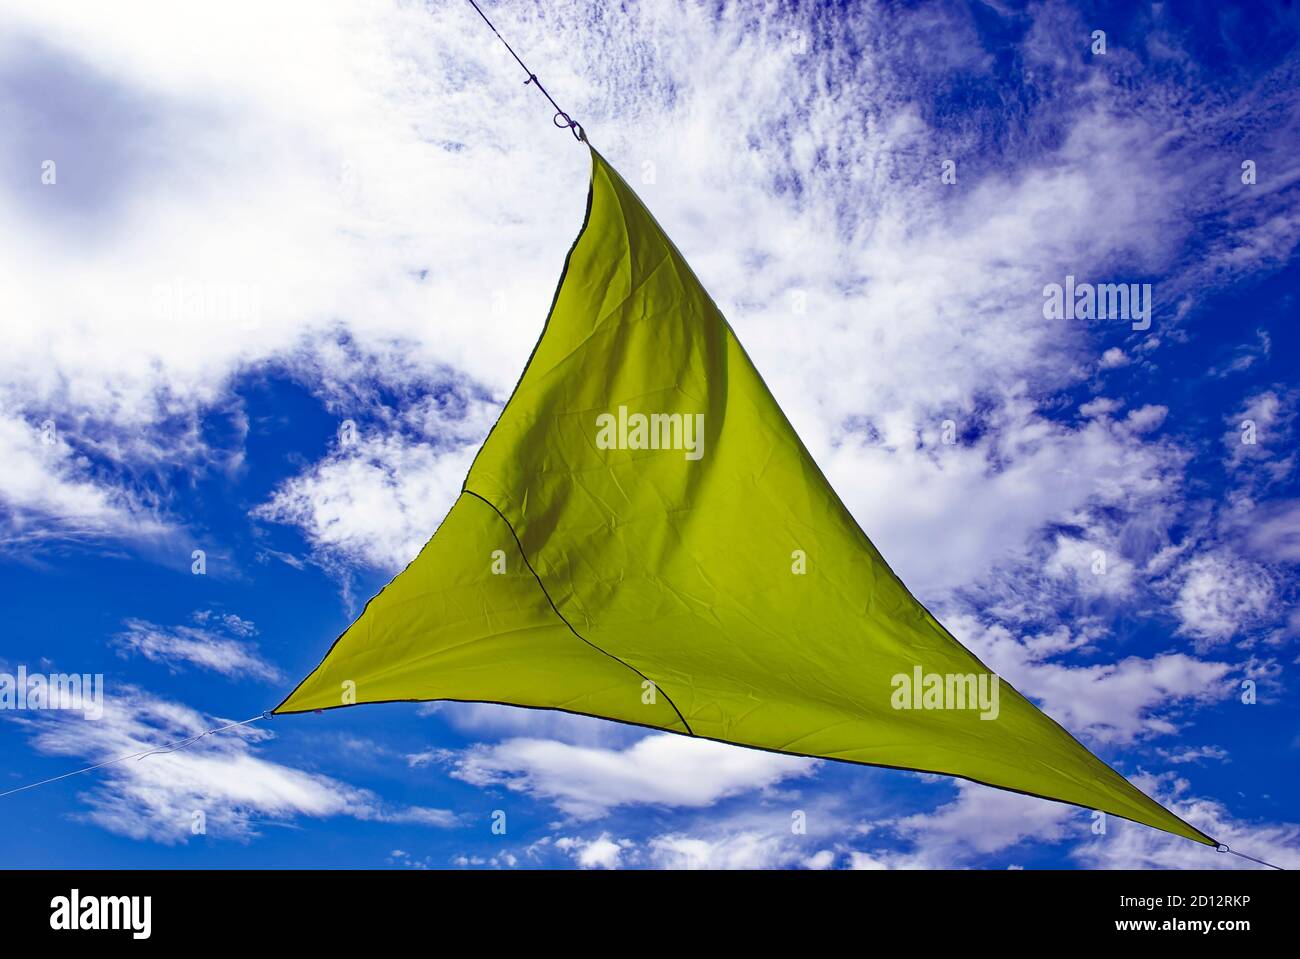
[0,412,168,547]
[1243,499,1300,564]
[555,833,631,870]
[1123,404,1168,434]
[1225,390,1296,477]
[256,431,476,571]
[1043,532,1137,601]
[1080,396,1123,418]
[647,831,833,870]
[854,774,1298,871]
[846,850,891,869]
[863,780,1080,868]
[1155,745,1229,765]
[13,686,458,842]
[446,733,816,819]
[1099,347,1130,369]
[255,383,501,569]
[953,615,1237,744]
[827,409,1186,598]
[114,612,281,682]
[552,794,854,869]
[449,851,520,869]
[1172,552,1276,649]
[0,0,586,561]
[1072,773,1300,870]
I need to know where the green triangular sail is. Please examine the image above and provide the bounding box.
[277,146,1215,847]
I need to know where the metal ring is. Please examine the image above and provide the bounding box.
[552,112,585,143]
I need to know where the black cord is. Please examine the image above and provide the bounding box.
[464,0,586,142]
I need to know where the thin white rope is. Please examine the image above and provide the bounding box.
[1218,843,1285,870]
[0,713,267,800]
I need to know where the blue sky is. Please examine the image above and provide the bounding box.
[1,0,1298,869]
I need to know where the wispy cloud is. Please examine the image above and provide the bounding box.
[254,388,494,570]
[1072,774,1300,870]
[113,611,282,682]
[864,781,1081,868]
[1171,552,1277,650]
[952,615,1238,745]
[13,686,459,843]
[440,733,816,820]
[0,411,170,548]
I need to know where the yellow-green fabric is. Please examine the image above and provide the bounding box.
[278,146,1214,847]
